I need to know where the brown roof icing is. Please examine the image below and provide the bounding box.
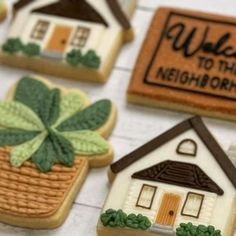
[132,160,224,195]
[13,0,34,11]
[111,116,236,189]
[13,0,131,29]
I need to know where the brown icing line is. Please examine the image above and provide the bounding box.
[14,0,131,29]
[110,116,236,189]
[176,139,197,157]
[135,184,157,209]
[32,0,108,27]
[106,0,131,29]
[181,192,205,219]
[132,160,224,195]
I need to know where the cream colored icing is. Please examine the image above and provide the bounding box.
[6,0,127,71]
[103,129,236,234]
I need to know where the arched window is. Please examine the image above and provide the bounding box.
[176,139,197,156]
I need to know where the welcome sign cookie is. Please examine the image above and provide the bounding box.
[128,7,236,121]
[0,76,116,228]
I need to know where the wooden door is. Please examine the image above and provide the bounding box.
[46,25,72,53]
[155,193,181,226]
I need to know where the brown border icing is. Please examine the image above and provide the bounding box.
[106,0,131,29]
[176,139,197,157]
[110,116,236,189]
[132,160,224,195]
[136,184,157,209]
[13,0,131,29]
[181,192,205,219]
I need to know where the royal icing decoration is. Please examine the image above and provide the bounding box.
[128,7,236,121]
[98,116,236,236]
[0,76,116,229]
[0,0,136,82]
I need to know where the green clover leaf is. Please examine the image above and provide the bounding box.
[0,77,112,172]
[0,101,45,131]
[61,130,109,156]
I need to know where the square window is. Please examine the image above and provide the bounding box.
[181,192,204,218]
[136,184,157,209]
[31,20,49,40]
[71,27,90,48]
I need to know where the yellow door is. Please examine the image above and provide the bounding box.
[46,25,72,53]
[156,193,181,226]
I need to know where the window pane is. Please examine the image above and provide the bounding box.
[71,27,90,48]
[181,192,204,218]
[136,184,157,209]
[31,20,49,40]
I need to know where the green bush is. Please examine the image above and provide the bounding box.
[66,49,101,69]
[82,50,101,69]
[2,38,23,54]
[66,49,83,66]
[22,43,41,57]
[100,209,151,231]
[176,222,222,236]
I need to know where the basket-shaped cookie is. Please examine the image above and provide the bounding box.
[0,76,116,228]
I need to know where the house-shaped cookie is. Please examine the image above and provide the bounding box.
[98,116,236,236]
[0,0,136,82]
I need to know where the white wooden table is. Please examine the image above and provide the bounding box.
[0,0,236,235]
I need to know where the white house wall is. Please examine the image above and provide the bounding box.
[7,1,123,70]
[122,179,217,228]
[8,0,122,40]
[104,129,236,233]
[14,13,106,52]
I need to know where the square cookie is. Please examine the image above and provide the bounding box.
[128,7,236,121]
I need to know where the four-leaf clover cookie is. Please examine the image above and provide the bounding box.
[0,76,116,228]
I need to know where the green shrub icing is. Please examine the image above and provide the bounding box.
[22,43,41,57]
[176,223,222,236]
[66,49,101,69]
[2,38,23,54]
[82,50,101,69]
[66,49,83,66]
[100,209,152,231]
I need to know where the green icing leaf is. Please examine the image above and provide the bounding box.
[49,130,74,167]
[14,77,50,116]
[39,88,60,126]
[57,99,112,132]
[0,129,39,147]
[22,43,41,57]
[0,101,45,131]
[2,38,23,54]
[54,92,84,127]
[31,137,56,172]
[61,130,109,155]
[10,131,47,167]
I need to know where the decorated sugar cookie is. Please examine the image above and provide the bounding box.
[0,76,116,229]
[0,0,6,22]
[0,0,136,83]
[128,7,236,121]
[98,116,236,236]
